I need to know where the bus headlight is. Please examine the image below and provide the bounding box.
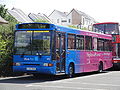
[14,62,21,66]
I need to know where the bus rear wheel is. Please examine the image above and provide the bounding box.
[68,64,74,78]
[98,62,103,73]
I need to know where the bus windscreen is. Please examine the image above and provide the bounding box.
[14,31,51,55]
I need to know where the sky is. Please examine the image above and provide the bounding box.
[1,0,120,23]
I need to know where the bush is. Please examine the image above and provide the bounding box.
[0,4,18,76]
[0,23,15,76]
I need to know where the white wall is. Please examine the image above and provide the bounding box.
[67,12,72,25]
[49,10,96,28]
[49,11,68,25]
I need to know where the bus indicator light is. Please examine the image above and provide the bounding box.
[43,63,53,67]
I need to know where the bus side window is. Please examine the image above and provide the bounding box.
[56,33,60,49]
[93,37,97,51]
[85,36,92,50]
[104,39,109,51]
[97,38,104,51]
[67,34,75,50]
[109,40,112,51]
[76,35,84,50]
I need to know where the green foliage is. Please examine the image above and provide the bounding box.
[35,19,50,23]
[68,25,78,29]
[81,27,88,30]
[68,25,89,30]
[5,14,17,22]
[0,4,18,76]
[0,5,7,18]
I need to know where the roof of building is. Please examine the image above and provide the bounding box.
[8,8,33,23]
[94,22,119,25]
[28,13,53,23]
[28,13,40,21]
[68,8,96,22]
[49,10,67,17]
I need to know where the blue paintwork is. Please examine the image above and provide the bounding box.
[13,22,82,75]
[13,55,56,74]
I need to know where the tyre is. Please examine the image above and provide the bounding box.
[98,62,103,73]
[33,73,40,78]
[68,64,74,78]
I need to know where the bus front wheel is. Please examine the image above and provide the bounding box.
[68,63,74,78]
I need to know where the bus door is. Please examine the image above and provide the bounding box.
[56,32,66,73]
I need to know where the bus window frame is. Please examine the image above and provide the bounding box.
[67,34,76,50]
[76,35,84,50]
[93,37,98,51]
[85,36,93,51]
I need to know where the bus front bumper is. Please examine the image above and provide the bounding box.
[112,58,120,69]
[13,65,56,75]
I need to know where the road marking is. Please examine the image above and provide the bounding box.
[26,84,106,90]
[28,80,120,87]
[0,75,30,80]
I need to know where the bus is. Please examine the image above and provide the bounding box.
[13,22,112,77]
[93,22,120,69]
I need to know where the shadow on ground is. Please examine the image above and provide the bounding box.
[0,70,110,84]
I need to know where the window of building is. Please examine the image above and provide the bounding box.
[69,19,71,23]
[76,35,84,50]
[82,18,84,25]
[61,20,67,22]
[67,34,75,49]
[57,19,59,23]
[85,36,92,50]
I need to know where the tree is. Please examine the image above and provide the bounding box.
[35,19,50,23]
[0,4,7,18]
[68,25,78,29]
[0,4,18,76]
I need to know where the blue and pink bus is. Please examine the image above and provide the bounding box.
[13,22,113,77]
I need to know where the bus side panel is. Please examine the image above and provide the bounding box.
[75,51,84,73]
[84,51,96,72]
[65,50,76,74]
[75,51,112,73]
[83,51,112,72]
[103,52,113,70]
[75,51,99,73]
[66,51,112,74]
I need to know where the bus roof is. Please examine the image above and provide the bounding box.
[93,22,119,25]
[16,22,112,39]
[56,25,112,39]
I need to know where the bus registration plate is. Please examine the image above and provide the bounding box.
[26,67,36,70]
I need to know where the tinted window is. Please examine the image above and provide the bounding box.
[68,34,75,49]
[18,23,50,29]
[76,35,84,50]
[93,37,97,51]
[97,39,104,51]
[15,31,51,55]
[104,40,112,51]
[32,32,51,55]
[85,36,92,50]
